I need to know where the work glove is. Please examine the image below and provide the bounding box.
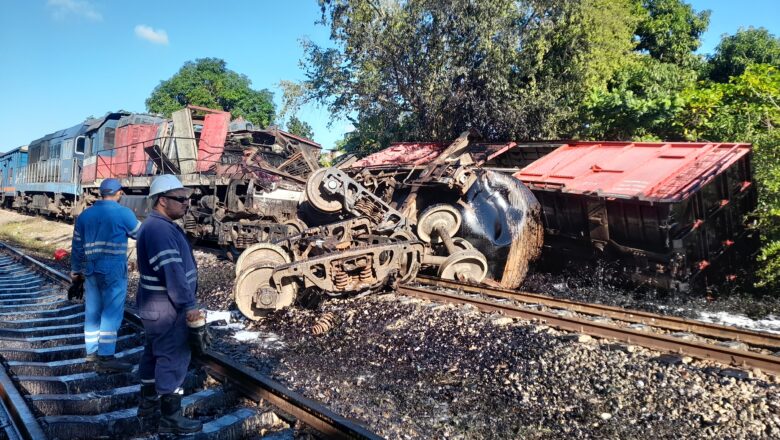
[68,273,84,301]
[186,309,212,356]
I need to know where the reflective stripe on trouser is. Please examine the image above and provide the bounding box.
[138,305,191,395]
[84,269,127,356]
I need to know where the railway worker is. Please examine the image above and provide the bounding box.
[135,174,211,435]
[70,178,140,373]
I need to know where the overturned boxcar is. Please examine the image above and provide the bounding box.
[340,139,758,292]
[515,141,757,290]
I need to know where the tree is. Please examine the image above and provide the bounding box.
[581,56,695,140]
[579,0,709,140]
[146,58,275,127]
[707,27,780,83]
[286,116,315,139]
[304,0,640,155]
[635,0,710,65]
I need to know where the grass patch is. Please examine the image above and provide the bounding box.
[0,220,72,258]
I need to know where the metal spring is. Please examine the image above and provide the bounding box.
[355,198,383,224]
[359,265,372,281]
[333,271,349,289]
[312,312,338,335]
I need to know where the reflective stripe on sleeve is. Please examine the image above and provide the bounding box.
[149,249,180,264]
[152,257,183,271]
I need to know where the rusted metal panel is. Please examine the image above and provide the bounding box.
[197,112,230,172]
[515,142,751,202]
[168,109,198,174]
[352,142,446,167]
[114,116,162,177]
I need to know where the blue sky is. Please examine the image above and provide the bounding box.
[0,1,778,153]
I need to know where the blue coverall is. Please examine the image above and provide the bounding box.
[135,211,198,394]
[71,200,141,356]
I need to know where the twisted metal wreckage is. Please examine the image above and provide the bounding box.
[234,131,544,320]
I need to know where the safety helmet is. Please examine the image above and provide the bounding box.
[149,174,190,198]
[99,178,122,196]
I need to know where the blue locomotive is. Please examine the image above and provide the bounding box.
[0,122,89,217]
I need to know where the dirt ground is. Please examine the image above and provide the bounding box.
[0,210,75,271]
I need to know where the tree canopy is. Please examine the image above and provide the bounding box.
[286,116,315,139]
[146,58,275,127]
[707,27,780,82]
[304,0,640,152]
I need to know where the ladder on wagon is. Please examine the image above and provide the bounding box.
[649,143,743,201]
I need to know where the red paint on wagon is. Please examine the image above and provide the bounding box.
[515,142,751,201]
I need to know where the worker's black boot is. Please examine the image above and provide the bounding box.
[137,383,160,419]
[159,393,202,434]
[96,355,134,373]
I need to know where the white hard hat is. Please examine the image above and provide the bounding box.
[149,174,190,197]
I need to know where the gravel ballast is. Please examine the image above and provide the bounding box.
[3,209,780,439]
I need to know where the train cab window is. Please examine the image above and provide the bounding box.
[40,141,50,161]
[75,137,86,154]
[51,143,62,159]
[104,127,116,150]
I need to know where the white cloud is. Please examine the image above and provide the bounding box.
[134,25,169,45]
[47,0,102,21]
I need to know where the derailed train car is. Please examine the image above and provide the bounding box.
[239,133,747,319]
[515,141,757,290]
[233,132,548,319]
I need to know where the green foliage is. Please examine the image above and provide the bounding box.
[305,0,639,155]
[674,64,779,141]
[286,116,315,139]
[636,0,710,65]
[582,56,695,140]
[146,58,275,127]
[707,27,780,83]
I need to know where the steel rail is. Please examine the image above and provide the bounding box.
[0,243,49,440]
[398,284,780,375]
[122,311,382,440]
[416,275,780,349]
[0,242,382,440]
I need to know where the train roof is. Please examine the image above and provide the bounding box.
[515,141,751,202]
[0,145,28,157]
[350,140,563,168]
[85,111,131,133]
[28,122,90,147]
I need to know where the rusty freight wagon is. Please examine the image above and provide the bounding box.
[515,141,757,291]
[345,138,758,291]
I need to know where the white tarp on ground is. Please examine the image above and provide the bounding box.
[697,311,780,334]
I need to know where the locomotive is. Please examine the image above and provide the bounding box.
[0,105,321,255]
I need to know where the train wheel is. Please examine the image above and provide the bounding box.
[283,218,308,235]
[234,262,298,320]
[452,237,474,251]
[416,204,461,243]
[305,168,344,213]
[438,249,488,283]
[235,242,291,277]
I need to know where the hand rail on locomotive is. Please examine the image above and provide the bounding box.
[80,135,303,185]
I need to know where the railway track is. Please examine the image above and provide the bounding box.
[0,242,381,440]
[403,276,780,376]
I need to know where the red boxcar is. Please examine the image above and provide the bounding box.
[515,141,757,290]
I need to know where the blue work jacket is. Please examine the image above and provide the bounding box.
[71,200,141,275]
[135,211,198,313]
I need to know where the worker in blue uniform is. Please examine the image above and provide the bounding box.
[70,178,141,373]
[135,174,211,435]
